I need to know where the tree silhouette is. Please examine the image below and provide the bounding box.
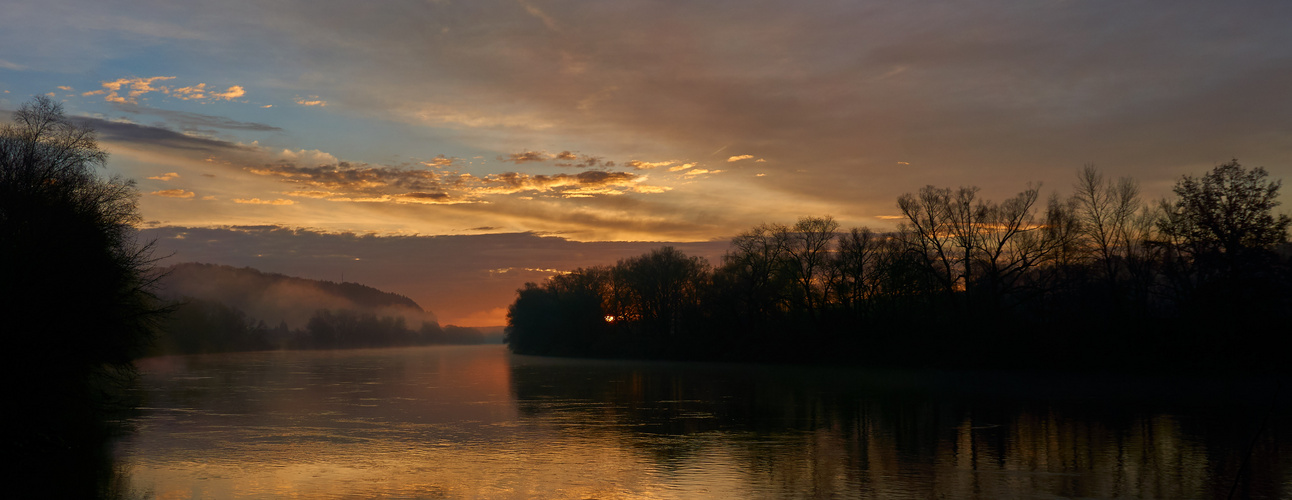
[1160,159,1290,270]
[1,96,163,494]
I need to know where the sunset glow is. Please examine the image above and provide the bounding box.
[4,1,1290,325]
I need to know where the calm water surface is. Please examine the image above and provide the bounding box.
[117,345,1292,498]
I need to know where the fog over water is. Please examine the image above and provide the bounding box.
[116,345,1292,499]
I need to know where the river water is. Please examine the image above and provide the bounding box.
[116,344,1292,498]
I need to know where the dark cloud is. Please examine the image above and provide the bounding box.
[554,153,614,169]
[500,151,548,164]
[250,159,656,202]
[112,102,281,131]
[73,116,246,152]
[251,163,444,193]
[400,192,450,200]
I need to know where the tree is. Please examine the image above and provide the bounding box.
[1,96,163,494]
[1,95,161,372]
[1073,165,1144,285]
[720,223,792,323]
[1160,159,1290,264]
[615,246,709,336]
[833,226,881,316]
[779,216,839,320]
[897,186,959,297]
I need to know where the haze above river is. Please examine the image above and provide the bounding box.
[116,345,1292,498]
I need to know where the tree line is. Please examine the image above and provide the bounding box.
[506,161,1291,372]
[155,298,488,354]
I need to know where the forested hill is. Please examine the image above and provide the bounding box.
[152,263,489,354]
[159,262,428,329]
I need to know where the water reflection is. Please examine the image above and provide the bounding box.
[115,345,1292,499]
[508,356,1292,499]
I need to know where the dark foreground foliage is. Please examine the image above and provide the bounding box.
[1,97,164,496]
[507,161,1292,373]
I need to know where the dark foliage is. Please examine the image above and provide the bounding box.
[0,96,164,496]
[506,162,1292,373]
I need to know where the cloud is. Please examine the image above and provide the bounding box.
[73,116,247,152]
[422,155,456,168]
[0,59,23,70]
[212,85,245,100]
[295,96,327,106]
[625,160,675,170]
[500,151,548,164]
[554,154,613,169]
[171,83,211,100]
[57,86,73,91]
[98,76,176,103]
[497,150,614,168]
[233,198,296,205]
[667,163,696,172]
[112,103,281,131]
[152,189,196,198]
[148,172,180,181]
[517,0,560,32]
[727,155,755,162]
[91,76,247,104]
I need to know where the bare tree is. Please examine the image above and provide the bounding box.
[1073,165,1144,286]
[897,186,959,296]
[779,215,839,320]
[834,226,881,315]
[722,223,792,321]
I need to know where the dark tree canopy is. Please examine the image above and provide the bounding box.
[506,161,1292,372]
[1160,159,1290,260]
[1,96,163,494]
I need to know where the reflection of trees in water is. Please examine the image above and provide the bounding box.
[510,358,1291,498]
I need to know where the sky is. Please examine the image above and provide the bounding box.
[4,1,1292,326]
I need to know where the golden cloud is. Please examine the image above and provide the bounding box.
[625,160,675,170]
[423,155,456,168]
[295,96,327,106]
[233,198,296,205]
[212,85,245,100]
[727,155,755,162]
[151,189,196,198]
[94,76,245,103]
[147,172,180,181]
[99,76,176,103]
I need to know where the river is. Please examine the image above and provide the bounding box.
[115,344,1292,498]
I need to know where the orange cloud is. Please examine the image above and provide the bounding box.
[727,154,754,162]
[295,96,327,106]
[148,172,180,181]
[99,76,176,103]
[152,189,196,198]
[233,198,296,205]
[212,85,245,100]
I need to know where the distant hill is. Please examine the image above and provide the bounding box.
[152,263,489,354]
[158,262,431,330]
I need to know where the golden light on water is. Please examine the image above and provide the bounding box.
[117,346,1285,499]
